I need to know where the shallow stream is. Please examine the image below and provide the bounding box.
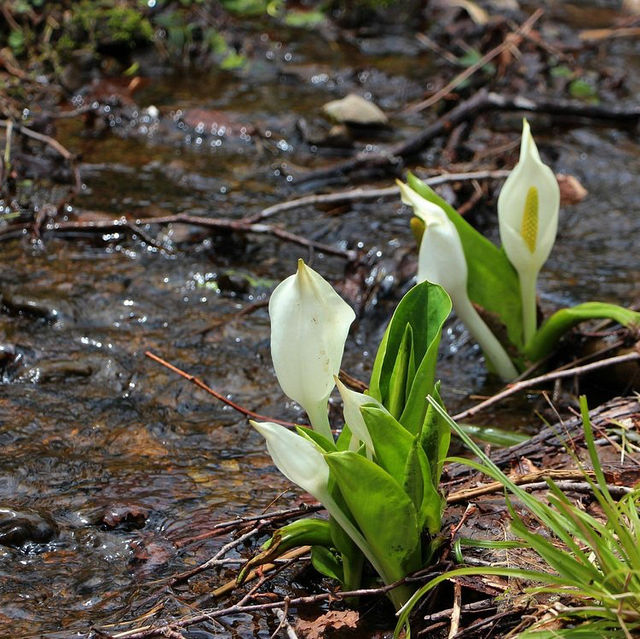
[0,4,639,636]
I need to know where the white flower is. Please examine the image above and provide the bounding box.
[251,420,390,584]
[399,181,517,380]
[269,259,355,441]
[498,119,560,343]
[251,420,331,498]
[335,376,379,456]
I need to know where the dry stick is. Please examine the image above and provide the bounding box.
[0,119,82,192]
[452,350,640,423]
[425,598,496,623]
[243,170,510,224]
[144,350,297,427]
[50,214,357,261]
[211,546,311,599]
[297,89,640,185]
[448,581,463,639]
[405,9,544,114]
[446,469,631,503]
[108,578,420,639]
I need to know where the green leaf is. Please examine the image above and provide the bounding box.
[239,517,332,583]
[284,9,326,28]
[406,172,524,350]
[311,546,343,582]
[360,406,414,482]
[524,302,640,362]
[325,451,422,581]
[369,281,451,433]
[569,78,598,101]
[387,324,412,419]
[329,516,364,591]
[295,425,337,452]
[335,424,353,451]
[457,422,530,447]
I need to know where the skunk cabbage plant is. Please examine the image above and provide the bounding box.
[400,119,640,380]
[244,261,452,610]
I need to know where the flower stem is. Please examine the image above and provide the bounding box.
[306,400,334,442]
[519,268,539,345]
[456,297,518,381]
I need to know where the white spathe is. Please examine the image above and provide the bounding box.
[398,181,517,381]
[269,259,356,441]
[251,419,393,585]
[335,376,379,456]
[251,420,330,498]
[498,119,560,343]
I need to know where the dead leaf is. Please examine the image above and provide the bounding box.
[322,94,388,125]
[448,0,489,25]
[296,610,360,638]
[623,0,640,15]
[509,457,538,476]
[557,173,588,206]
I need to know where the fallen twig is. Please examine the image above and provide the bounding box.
[48,213,358,261]
[244,169,510,224]
[448,581,462,639]
[105,576,424,639]
[0,119,81,193]
[453,349,640,422]
[405,9,543,114]
[145,350,297,427]
[446,468,633,503]
[297,90,640,185]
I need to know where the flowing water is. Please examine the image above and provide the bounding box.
[1,6,639,637]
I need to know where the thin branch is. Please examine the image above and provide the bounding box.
[446,468,632,503]
[448,581,462,639]
[452,349,640,422]
[405,9,544,114]
[296,89,640,185]
[49,214,357,261]
[108,576,422,639]
[0,119,82,192]
[244,170,510,224]
[144,350,297,427]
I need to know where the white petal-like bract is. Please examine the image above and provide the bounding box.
[269,260,355,440]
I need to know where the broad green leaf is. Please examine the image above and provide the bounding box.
[335,424,353,451]
[295,425,337,452]
[360,405,441,534]
[407,172,523,350]
[524,302,640,362]
[369,281,451,433]
[457,422,529,447]
[329,516,364,591]
[325,451,422,581]
[311,546,343,582]
[386,324,412,419]
[360,406,415,482]
[403,439,423,515]
[402,438,443,535]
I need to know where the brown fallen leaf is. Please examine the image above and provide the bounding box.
[296,610,360,639]
[557,173,588,206]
